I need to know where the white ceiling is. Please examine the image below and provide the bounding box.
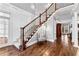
[11,3,48,14]
[10,3,74,23]
[53,4,74,23]
[11,3,73,15]
[56,3,73,9]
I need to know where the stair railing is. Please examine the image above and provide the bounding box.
[20,3,56,51]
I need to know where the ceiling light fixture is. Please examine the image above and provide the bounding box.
[31,4,35,10]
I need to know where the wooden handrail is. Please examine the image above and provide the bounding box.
[41,3,54,15]
[23,3,54,29]
[20,3,75,51]
[20,3,55,51]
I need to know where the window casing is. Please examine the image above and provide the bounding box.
[0,11,10,38]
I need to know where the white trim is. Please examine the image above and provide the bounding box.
[73,45,79,48]
[0,43,13,48]
[26,41,37,47]
[47,39,55,43]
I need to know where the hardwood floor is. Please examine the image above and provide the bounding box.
[0,45,20,56]
[0,41,78,56]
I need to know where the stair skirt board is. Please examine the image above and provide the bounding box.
[13,42,20,49]
[26,41,38,47]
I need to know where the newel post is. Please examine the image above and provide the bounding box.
[20,27,26,51]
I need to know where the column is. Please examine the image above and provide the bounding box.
[72,12,78,47]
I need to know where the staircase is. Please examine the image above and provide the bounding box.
[20,3,56,51]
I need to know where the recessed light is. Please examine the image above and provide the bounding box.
[31,4,35,10]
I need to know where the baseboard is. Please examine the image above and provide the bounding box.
[0,43,13,48]
[47,39,55,43]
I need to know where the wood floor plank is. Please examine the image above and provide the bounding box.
[0,41,78,56]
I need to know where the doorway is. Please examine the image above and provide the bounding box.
[56,23,62,44]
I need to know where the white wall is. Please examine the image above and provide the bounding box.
[0,3,33,43]
[46,16,56,42]
[26,15,56,47]
[0,3,56,48]
[27,24,46,46]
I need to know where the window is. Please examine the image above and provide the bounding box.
[0,18,9,37]
[0,11,10,42]
[62,24,70,34]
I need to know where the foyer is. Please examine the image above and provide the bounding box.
[0,3,79,56]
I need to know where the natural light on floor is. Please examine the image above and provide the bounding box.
[62,34,69,46]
